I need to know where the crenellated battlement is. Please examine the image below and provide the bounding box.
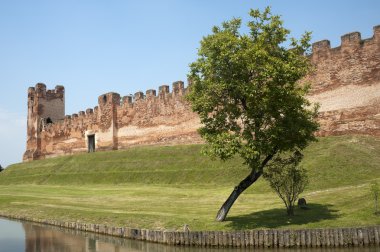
[146,89,156,97]
[24,25,380,162]
[28,83,65,99]
[340,32,361,47]
[306,24,380,94]
[311,25,380,57]
[61,81,187,117]
[159,85,170,93]
[134,91,144,101]
[86,108,93,115]
[27,80,192,155]
[24,83,66,161]
[311,40,331,53]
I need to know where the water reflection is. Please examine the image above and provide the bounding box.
[24,224,87,252]
[0,218,25,252]
[1,218,380,252]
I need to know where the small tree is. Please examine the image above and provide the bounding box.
[0,164,3,172]
[371,181,380,214]
[263,151,308,216]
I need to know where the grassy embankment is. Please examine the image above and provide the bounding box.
[0,135,379,231]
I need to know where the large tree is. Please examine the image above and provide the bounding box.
[187,7,319,221]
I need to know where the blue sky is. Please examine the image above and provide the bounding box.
[0,0,379,167]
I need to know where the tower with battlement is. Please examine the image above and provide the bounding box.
[23,84,65,161]
[23,25,380,161]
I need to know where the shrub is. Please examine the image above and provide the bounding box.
[264,151,309,216]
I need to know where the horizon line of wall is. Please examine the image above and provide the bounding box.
[312,24,379,53]
[28,80,189,122]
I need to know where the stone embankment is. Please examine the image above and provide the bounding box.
[1,213,379,248]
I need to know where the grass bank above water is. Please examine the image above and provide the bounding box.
[0,135,379,231]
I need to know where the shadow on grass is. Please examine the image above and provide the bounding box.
[226,203,340,229]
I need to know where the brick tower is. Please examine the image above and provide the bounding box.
[23,83,65,161]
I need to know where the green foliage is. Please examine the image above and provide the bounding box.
[370,181,380,214]
[0,164,3,172]
[264,151,308,215]
[187,6,319,171]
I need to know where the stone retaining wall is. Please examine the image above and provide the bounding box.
[1,214,379,248]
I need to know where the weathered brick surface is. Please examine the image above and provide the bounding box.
[23,26,380,161]
[305,26,380,94]
[23,84,65,161]
[305,25,380,138]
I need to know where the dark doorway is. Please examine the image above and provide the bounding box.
[88,135,95,153]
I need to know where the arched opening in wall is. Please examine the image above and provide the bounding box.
[46,117,53,124]
[88,135,95,153]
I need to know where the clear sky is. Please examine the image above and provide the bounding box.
[0,0,379,167]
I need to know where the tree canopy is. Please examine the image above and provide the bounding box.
[187,7,319,221]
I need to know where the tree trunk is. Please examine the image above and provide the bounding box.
[215,153,275,222]
[287,205,294,216]
[215,170,262,221]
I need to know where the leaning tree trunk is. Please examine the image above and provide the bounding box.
[215,170,262,221]
[215,153,275,222]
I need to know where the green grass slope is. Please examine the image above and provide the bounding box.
[1,144,248,186]
[0,135,379,230]
[2,135,380,189]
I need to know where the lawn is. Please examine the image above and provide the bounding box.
[0,135,379,231]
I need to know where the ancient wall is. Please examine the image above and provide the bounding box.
[306,25,380,137]
[23,81,202,160]
[23,25,380,161]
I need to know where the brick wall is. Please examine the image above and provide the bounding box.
[305,25,380,137]
[24,25,380,161]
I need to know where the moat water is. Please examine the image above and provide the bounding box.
[1,218,379,252]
